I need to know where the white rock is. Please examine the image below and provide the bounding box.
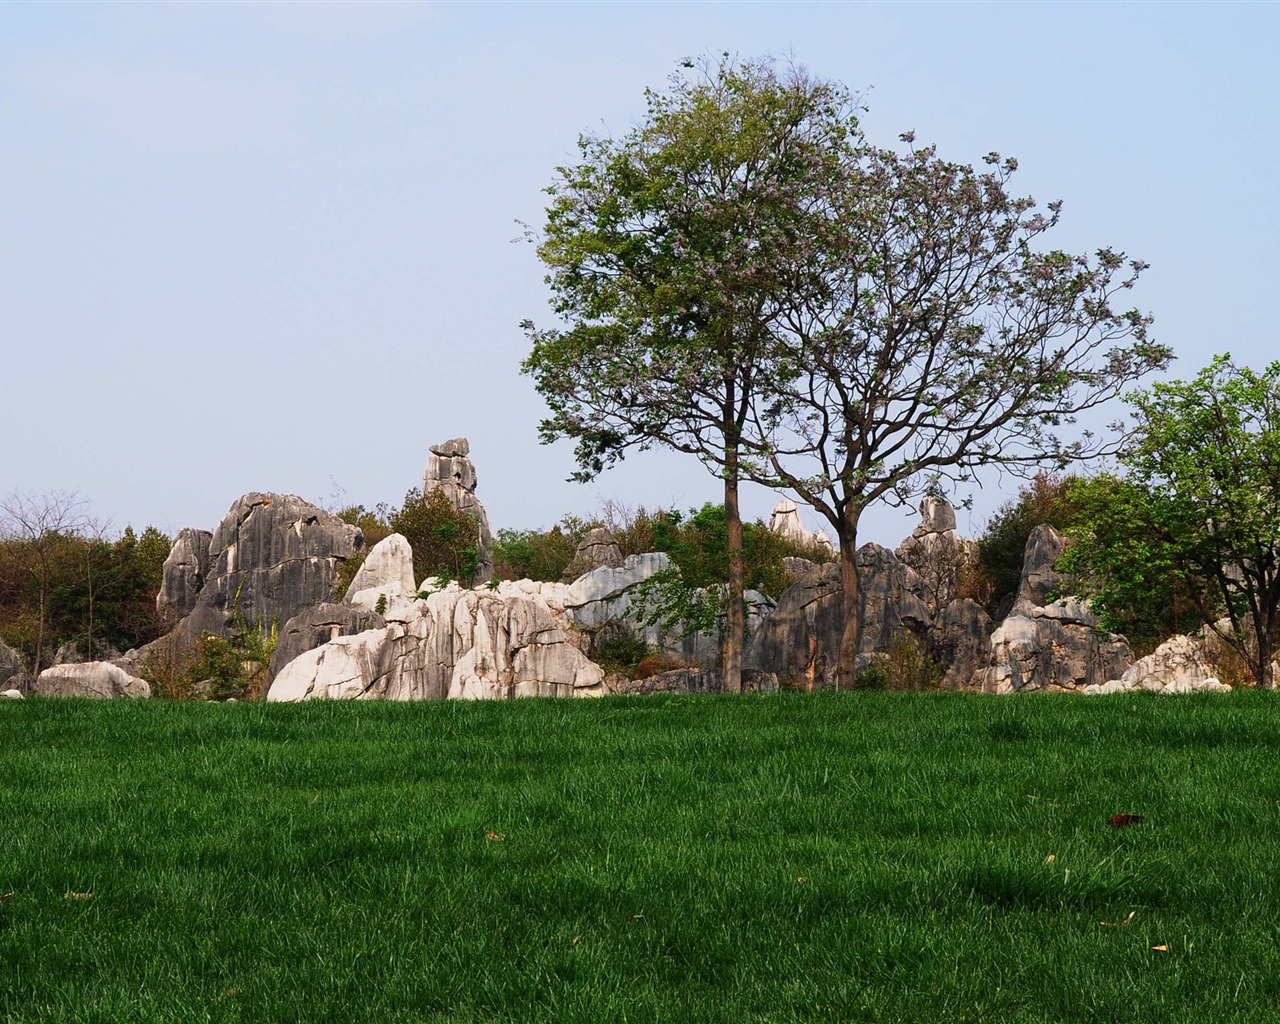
[345,534,416,604]
[34,662,151,699]
[768,499,834,554]
[2,689,22,700]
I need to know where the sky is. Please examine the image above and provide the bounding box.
[2,2,1276,550]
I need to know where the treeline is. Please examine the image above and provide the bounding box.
[0,493,170,673]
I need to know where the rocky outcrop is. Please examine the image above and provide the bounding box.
[768,499,834,554]
[744,543,932,688]
[929,598,992,690]
[1084,634,1232,695]
[561,552,671,643]
[972,598,1132,693]
[177,493,362,642]
[1013,524,1067,614]
[344,533,416,611]
[0,639,34,696]
[561,527,624,581]
[607,667,779,696]
[895,497,978,613]
[35,662,151,699]
[53,640,122,666]
[268,602,386,680]
[267,583,606,702]
[2,689,22,700]
[157,527,213,622]
[423,438,494,583]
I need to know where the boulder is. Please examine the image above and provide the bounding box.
[561,527,624,581]
[35,662,151,699]
[768,499,834,554]
[177,493,362,643]
[0,638,34,696]
[268,602,387,680]
[344,533,416,611]
[744,543,932,688]
[267,584,606,702]
[1084,634,1232,695]
[423,438,494,583]
[972,598,1132,693]
[156,527,213,622]
[2,689,22,700]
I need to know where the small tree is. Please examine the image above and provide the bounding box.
[1065,356,1280,687]
[743,137,1170,686]
[523,55,859,693]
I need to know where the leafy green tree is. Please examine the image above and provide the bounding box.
[522,55,860,693]
[1064,356,1280,686]
[390,488,482,587]
[741,135,1170,687]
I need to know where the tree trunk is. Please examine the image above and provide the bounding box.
[722,451,744,695]
[835,506,862,690]
[1257,627,1275,690]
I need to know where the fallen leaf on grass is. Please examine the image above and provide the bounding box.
[0,892,13,904]
[795,876,807,884]
[1100,911,1136,928]
[484,831,506,842]
[1108,814,1145,828]
[572,935,582,944]
[1045,854,1056,864]
[64,891,93,901]
[627,912,645,922]
[1152,944,1170,952]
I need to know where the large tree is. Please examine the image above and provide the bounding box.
[1064,356,1280,688]
[522,56,858,693]
[742,137,1171,687]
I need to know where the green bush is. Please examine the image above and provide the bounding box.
[976,473,1081,615]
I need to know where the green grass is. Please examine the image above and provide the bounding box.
[3,691,1280,1023]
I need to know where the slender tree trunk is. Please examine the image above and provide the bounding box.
[1257,626,1275,690]
[835,505,863,690]
[722,446,745,695]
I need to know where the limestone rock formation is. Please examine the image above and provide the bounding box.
[2,689,22,700]
[1084,634,1232,695]
[0,639,34,696]
[1013,524,1068,615]
[744,543,932,687]
[928,598,993,690]
[562,552,671,643]
[268,602,387,680]
[561,527,624,581]
[344,533,416,611]
[35,662,151,699]
[971,598,1132,693]
[267,584,606,702]
[768,499,834,554]
[894,497,978,612]
[607,667,778,696]
[423,437,494,583]
[178,493,362,642]
[157,527,213,622]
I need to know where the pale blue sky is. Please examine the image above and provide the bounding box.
[2,2,1275,547]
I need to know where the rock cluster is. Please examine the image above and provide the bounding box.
[1084,634,1232,695]
[423,437,494,583]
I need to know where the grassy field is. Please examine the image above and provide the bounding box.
[2,691,1279,1023]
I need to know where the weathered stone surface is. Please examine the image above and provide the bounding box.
[782,556,820,580]
[423,437,494,583]
[267,585,606,702]
[1084,634,1232,695]
[53,640,122,666]
[929,598,992,689]
[744,543,932,687]
[664,590,776,670]
[35,662,151,699]
[972,599,1132,693]
[268,602,387,680]
[606,667,778,696]
[561,527,624,581]
[0,639,34,696]
[177,493,362,643]
[2,689,23,700]
[894,497,978,613]
[157,527,213,622]
[562,552,671,641]
[768,499,834,554]
[1013,525,1068,614]
[344,533,416,611]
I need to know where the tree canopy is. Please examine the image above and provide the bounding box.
[1064,355,1280,687]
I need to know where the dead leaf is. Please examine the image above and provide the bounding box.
[64,891,93,901]
[484,831,506,842]
[1045,854,1056,864]
[1100,911,1136,928]
[1108,814,1145,828]
[627,912,645,922]
[795,876,807,884]
[1152,944,1170,952]
[572,934,582,944]
[0,892,13,904]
